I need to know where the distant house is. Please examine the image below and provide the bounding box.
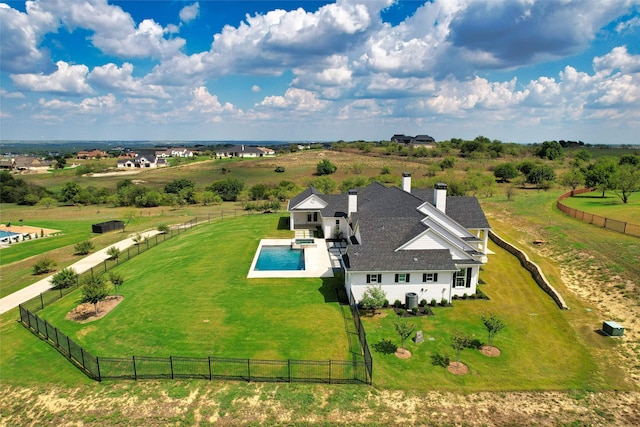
[77,149,108,159]
[155,147,194,158]
[390,134,435,148]
[216,145,275,158]
[0,156,52,172]
[288,173,490,305]
[117,154,166,169]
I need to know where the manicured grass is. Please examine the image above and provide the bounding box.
[363,240,625,392]
[560,190,640,224]
[38,214,350,361]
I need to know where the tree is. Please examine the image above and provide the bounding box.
[164,179,195,195]
[81,274,109,316]
[59,181,82,205]
[526,165,556,187]
[33,258,56,275]
[450,331,471,364]
[208,178,245,201]
[108,271,124,295]
[535,140,564,160]
[481,312,505,350]
[312,176,336,194]
[38,196,56,209]
[493,163,519,182]
[359,285,387,315]
[106,246,120,260]
[610,164,640,204]
[560,168,584,190]
[122,209,138,232]
[50,268,77,289]
[316,159,337,175]
[393,317,416,350]
[54,155,67,169]
[584,156,618,197]
[74,240,95,255]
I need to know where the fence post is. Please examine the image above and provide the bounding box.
[133,356,137,380]
[170,356,174,379]
[247,359,251,382]
[329,360,332,384]
[208,356,212,381]
[40,293,44,310]
[96,357,102,382]
[288,359,291,383]
[80,347,86,368]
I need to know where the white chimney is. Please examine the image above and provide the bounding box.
[402,172,412,193]
[434,183,447,213]
[241,145,245,151]
[348,190,358,216]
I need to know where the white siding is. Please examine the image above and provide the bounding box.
[348,271,456,305]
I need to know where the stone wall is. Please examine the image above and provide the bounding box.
[489,230,568,310]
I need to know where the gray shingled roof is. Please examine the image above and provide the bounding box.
[410,188,490,229]
[288,186,323,210]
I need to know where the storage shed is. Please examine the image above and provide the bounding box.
[92,220,124,234]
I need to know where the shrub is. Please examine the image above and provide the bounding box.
[394,299,402,308]
[452,295,459,300]
[430,298,438,307]
[106,246,120,260]
[157,224,170,233]
[419,299,427,307]
[274,166,285,173]
[398,309,405,316]
[411,306,419,315]
[440,298,448,306]
[467,338,484,350]
[50,268,77,289]
[382,299,389,308]
[33,258,56,275]
[372,339,398,355]
[462,293,468,299]
[431,353,450,368]
[74,240,94,255]
[316,159,337,175]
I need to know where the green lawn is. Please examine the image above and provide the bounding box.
[363,239,626,392]
[560,190,640,224]
[38,214,349,361]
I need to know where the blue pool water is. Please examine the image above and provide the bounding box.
[255,246,305,271]
[0,230,19,239]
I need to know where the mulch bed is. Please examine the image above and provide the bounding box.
[65,295,123,323]
[447,361,469,375]
[395,348,412,359]
[480,345,501,357]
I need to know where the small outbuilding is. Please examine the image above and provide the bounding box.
[602,321,624,337]
[92,220,124,234]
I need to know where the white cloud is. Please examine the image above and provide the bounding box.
[186,86,242,122]
[0,2,58,73]
[257,88,330,112]
[11,61,92,95]
[180,2,200,24]
[615,16,640,32]
[252,85,261,92]
[0,88,25,99]
[88,62,169,98]
[593,46,640,74]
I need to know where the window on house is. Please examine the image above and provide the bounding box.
[313,212,318,222]
[336,220,340,225]
[307,213,312,222]
[394,273,410,283]
[454,268,472,288]
[422,273,438,282]
[366,274,382,284]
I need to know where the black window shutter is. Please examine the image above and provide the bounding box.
[406,273,410,282]
[422,273,427,282]
[434,273,438,281]
[452,271,457,287]
[394,274,399,283]
[378,274,382,283]
[366,274,370,284]
[466,267,472,288]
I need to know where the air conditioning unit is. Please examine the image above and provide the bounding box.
[602,321,624,337]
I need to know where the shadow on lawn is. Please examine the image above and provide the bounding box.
[318,277,343,303]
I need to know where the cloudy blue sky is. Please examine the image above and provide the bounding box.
[1,0,639,144]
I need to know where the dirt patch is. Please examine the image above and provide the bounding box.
[395,348,412,359]
[65,295,123,323]
[447,361,469,375]
[480,345,501,357]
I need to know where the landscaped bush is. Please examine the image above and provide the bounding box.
[50,268,77,289]
[74,240,94,255]
[430,352,450,368]
[382,299,389,308]
[419,299,427,307]
[372,339,398,355]
[394,299,402,308]
[440,298,448,306]
[157,224,170,233]
[33,258,56,275]
[430,298,437,307]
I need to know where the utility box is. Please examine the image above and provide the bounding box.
[405,292,418,310]
[602,321,624,337]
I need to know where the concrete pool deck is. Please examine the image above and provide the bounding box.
[247,238,334,278]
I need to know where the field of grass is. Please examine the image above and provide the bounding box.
[560,190,640,224]
[37,214,349,361]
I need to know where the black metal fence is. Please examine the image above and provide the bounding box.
[17,213,373,385]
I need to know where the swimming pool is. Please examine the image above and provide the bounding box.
[0,230,19,239]
[254,245,305,271]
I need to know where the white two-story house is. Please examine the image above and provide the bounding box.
[287,173,491,305]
